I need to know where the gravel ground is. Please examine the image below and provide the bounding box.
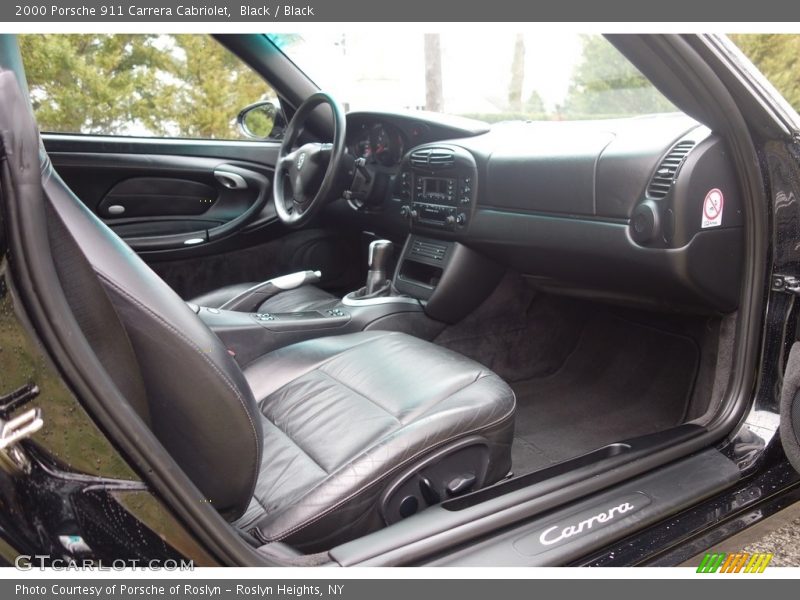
[683,501,800,567]
[740,513,800,567]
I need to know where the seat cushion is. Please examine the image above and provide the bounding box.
[234,331,515,552]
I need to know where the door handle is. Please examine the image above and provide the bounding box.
[214,168,248,190]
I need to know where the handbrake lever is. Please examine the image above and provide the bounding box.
[219,270,321,313]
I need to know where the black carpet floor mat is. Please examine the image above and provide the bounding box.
[509,312,700,474]
[433,275,589,383]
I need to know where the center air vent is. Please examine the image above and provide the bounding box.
[410,147,455,169]
[646,140,696,199]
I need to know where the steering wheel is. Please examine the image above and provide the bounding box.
[273,92,347,228]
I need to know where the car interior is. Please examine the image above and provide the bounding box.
[0,33,755,563]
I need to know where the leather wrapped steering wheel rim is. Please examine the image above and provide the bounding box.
[273,91,347,228]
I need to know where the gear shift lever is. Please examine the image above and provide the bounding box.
[365,239,394,295]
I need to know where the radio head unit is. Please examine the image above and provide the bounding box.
[398,145,478,231]
[410,173,473,229]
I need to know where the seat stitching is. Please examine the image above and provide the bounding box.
[314,370,401,423]
[97,273,261,505]
[248,331,402,392]
[259,371,398,478]
[403,370,484,423]
[258,408,331,476]
[248,416,328,520]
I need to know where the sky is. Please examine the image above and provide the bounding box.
[275,31,586,115]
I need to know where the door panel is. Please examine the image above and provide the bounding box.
[98,177,219,218]
[43,134,287,290]
[42,134,363,299]
[48,144,278,252]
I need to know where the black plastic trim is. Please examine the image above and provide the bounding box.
[329,424,710,566]
[43,134,280,163]
[445,427,704,511]
[580,455,800,566]
[424,449,739,566]
[468,208,743,312]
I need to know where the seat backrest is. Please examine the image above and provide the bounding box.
[0,68,262,520]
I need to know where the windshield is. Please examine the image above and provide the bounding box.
[267,33,677,122]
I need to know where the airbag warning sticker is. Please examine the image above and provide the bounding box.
[701,188,724,229]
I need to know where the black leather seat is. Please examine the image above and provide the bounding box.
[190,281,338,313]
[0,69,515,552]
[235,331,515,550]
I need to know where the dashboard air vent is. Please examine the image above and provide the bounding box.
[646,140,696,199]
[410,147,455,169]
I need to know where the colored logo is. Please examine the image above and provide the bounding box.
[696,552,772,573]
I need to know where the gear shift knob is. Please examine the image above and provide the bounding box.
[368,239,393,269]
[366,239,393,295]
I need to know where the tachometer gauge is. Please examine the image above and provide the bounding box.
[370,123,404,166]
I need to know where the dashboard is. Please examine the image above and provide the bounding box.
[345,111,489,169]
[337,110,743,314]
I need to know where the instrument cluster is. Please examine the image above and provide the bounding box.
[348,121,405,167]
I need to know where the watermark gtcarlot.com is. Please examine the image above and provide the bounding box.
[14,555,194,571]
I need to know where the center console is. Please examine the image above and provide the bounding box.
[196,231,504,366]
[393,235,502,323]
[397,145,478,233]
[194,295,427,366]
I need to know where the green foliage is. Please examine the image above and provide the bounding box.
[729,34,800,111]
[240,103,277,138]
[168,35,272,138]
[563,35,675,118]
[525,90,545,114]
[20,34,170,134]
[20,34,275,139]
